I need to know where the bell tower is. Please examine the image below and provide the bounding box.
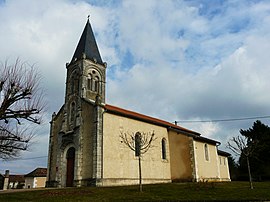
[47,18,107,187]
[65,18,106,104]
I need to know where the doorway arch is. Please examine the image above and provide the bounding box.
[66,147,75,187]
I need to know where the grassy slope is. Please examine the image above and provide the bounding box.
[0,181,270,202]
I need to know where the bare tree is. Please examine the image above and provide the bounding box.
[227,136,256,189]
[120,130,156,192]
[0,58,46,159]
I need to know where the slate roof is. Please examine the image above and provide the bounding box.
[25,168,47,178]
[71,19,103,64]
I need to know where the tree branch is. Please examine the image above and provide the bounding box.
[0,58,45,159]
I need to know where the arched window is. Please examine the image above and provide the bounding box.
[135,132,141,157]
[87,74,92,90]
[94,76,99,93]
[162,138,166,160]
[71,78,75,94]
[75,78,79,93]
[70,71,79,94]
[204,144,209,161]
[87,69,101,94]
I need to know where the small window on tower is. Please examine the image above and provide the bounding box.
[87,69,101,94]
[94,76,99,93]
[70,102,76,125]
[87,74,92,90]
[71,77,75,94]
[70,71,79,94]
[75,78,79,93]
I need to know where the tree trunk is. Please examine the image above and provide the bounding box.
[246,156,253,189]
[138,155,142,192]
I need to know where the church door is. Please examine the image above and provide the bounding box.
[66,147,75,187]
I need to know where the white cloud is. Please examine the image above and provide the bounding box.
[1,0,270,173]
[106,0,270,151]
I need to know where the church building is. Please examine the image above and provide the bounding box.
[46,19,231,187]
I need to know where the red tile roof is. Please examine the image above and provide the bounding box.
[104,104,222,145]
[104,104,201,136]
[9,175,25,183]
[25,168,47,178]
[218,150,231,157]
[193,135,220,145]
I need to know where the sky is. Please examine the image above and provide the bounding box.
[1,0,270,175]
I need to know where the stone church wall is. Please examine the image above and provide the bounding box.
[218,154,231,181]
[80,101,95,184]
[168,131,193,181]
[102,113,171,186]
[46,107,64,187]
[193,141,220,181]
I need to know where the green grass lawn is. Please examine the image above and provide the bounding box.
[0,181,270,201]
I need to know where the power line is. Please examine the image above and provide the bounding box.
[1,155,47,161]
[175,115,270,124]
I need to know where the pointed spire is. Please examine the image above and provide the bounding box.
[71,18,103,64]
